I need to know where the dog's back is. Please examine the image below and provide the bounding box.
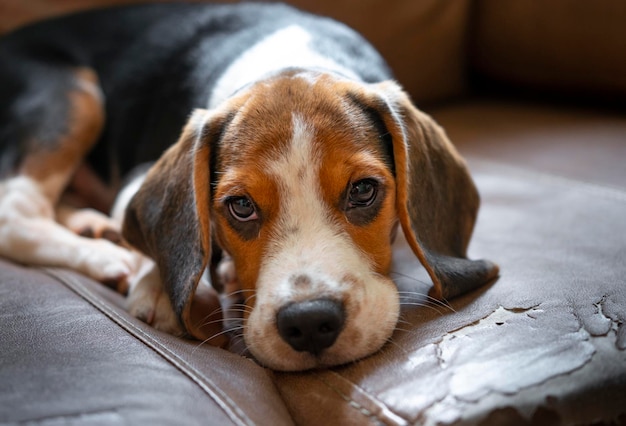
[0,3,390,180]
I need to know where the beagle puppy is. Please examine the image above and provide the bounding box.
[0,3,498,371]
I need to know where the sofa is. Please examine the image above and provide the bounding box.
[1,1,625,424]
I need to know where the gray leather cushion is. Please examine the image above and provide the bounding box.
[0,261,292,425]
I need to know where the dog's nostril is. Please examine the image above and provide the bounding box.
[285,327,303,339]
[276,298,345,356]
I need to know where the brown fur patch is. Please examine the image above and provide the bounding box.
[20,68,104,202]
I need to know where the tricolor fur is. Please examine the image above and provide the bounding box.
[0,3,498,371]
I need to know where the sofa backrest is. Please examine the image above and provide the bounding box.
[471,0,626,102]
[1,0,624,104]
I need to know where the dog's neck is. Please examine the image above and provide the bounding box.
[207,24,360,109]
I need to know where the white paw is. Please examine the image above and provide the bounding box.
[74,238,136,284]
[126,254,183,336]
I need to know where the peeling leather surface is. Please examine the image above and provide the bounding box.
[438,305,595,402]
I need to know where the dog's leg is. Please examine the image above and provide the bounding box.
[125,253,184,335]
[0,66,135,282]
[103,170,184,333]
[124,253,227,347]
[56,203,123,245]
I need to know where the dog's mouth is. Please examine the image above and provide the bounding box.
[241,288,400,371]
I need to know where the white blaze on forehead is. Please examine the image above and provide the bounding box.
[267,115,319,179]
[257,115,371,300]
[265,114,328,248]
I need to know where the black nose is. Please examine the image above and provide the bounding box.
[276,299,345,356]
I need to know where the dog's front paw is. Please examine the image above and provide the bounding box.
[58,206,123,244]
[54,204,135,287]
[74,238,137,286]
[126,254,184,336]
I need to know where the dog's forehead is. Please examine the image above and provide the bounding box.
[217,72,387,167]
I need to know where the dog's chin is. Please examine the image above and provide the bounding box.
[245,311,400,372]
[251,350,328,372]
[248,339,390,372]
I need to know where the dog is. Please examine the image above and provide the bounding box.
[0,2,498,371]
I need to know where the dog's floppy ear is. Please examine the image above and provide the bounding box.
[365,82,499,299]
[123,108,225,337]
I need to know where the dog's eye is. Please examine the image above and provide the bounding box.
[348,179,378,208]
[227,197,258,221]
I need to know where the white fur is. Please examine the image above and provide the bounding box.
[124,251,182,335]
[0,176,134,281]
[208,25,359,108]
[110,172,146,225]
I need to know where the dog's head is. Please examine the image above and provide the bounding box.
[123,70,498,371]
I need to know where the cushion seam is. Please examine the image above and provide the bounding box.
[313,371,408,426]
[41,267,253,426]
